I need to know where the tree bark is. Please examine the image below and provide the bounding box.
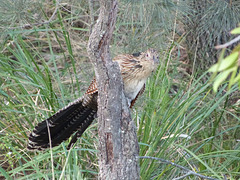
[87,0,140,179]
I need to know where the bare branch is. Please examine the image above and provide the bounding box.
[173,172,192,180]
[46,121,55,180]
[138,156,218,180]
[87,0,139,179]
[215,35,240,49]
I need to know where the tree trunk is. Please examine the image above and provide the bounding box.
[87,0,140,179]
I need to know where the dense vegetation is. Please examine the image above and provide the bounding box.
[0,0,240,179]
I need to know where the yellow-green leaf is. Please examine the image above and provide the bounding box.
[209,52,239,72]
[232,44,240,53]
[228,67,238,89]
[231,27,240,34]
[213,68,235,92]
[233,73,240,84]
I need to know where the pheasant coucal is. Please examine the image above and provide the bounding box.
[27,49,159,150]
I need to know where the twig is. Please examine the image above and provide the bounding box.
[215,35,240,49]
[173,172,192,180]
[48,0,60,22]
[59,146,73,180]
[8,0,60,30]
[46,120,54,180]
[138,156,218,180]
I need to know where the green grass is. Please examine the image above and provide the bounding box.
[0,34,98,179]
[0,0,240,179]
[135,46,240,179]
[1,35,239,179]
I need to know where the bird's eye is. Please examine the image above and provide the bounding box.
[146,54,149,57]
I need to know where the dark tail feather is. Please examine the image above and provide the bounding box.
[67,113,95,149]
[27,97,96,150]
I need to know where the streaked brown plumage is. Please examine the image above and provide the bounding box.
[27,49,159,150]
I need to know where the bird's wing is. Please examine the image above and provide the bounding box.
[113,54,143,81]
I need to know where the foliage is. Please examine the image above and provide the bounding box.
[137,45,240,179]
[0,0,240,179]
[113,0,188,54]
[209,26,240,92]
[184,0,240,72]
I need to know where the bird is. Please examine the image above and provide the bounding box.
[27,49,159,150]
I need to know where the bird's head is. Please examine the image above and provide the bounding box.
[140,48,159,72]
[145,48,159,64]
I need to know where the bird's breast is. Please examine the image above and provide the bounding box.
[123,78,146,101]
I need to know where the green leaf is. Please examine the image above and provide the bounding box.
[213,67,235,92]
[231,27,240,34]
[209,52,239,72]
[0,166,11,180]
[233,72,240,84]
[228,67,238,90]
[232,44,240,53]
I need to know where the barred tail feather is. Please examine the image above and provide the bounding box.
[27,97,97,150]
[67,111,96,149]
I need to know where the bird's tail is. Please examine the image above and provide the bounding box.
[27,94,97,150]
